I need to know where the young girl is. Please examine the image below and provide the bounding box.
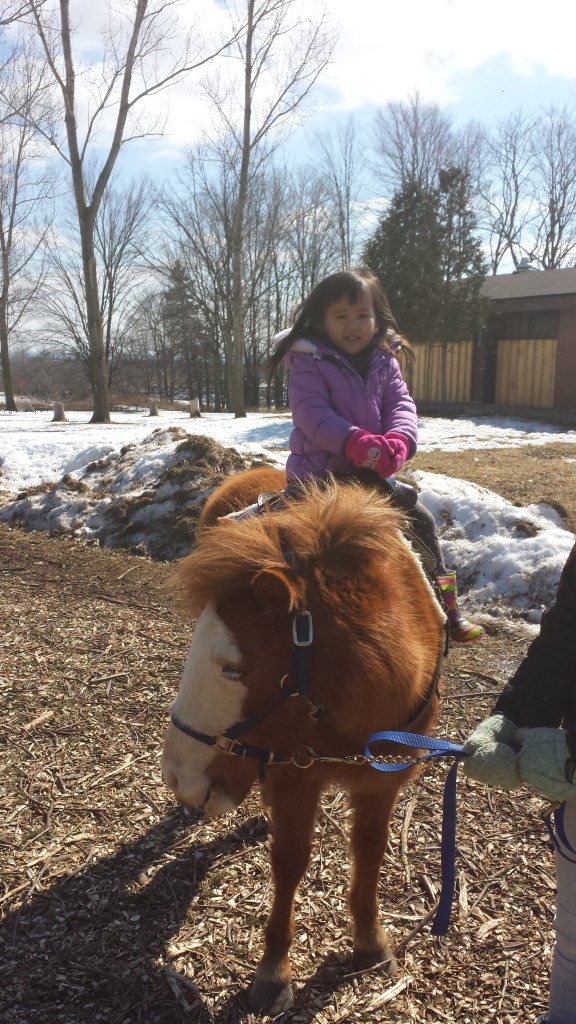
[267,268,485,644]
[464,542,576,1024]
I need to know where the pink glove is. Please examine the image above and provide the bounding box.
[344,429,409,478]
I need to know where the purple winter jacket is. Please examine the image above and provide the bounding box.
[284,336,418,481]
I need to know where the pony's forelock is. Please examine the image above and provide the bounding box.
[174,481,406,617]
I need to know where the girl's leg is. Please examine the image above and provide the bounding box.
[548,798,576,1023]
[406,502,486,643]
[406,502,447,573]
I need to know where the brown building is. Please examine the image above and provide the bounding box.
[480,266,576,411]
[411,267,576,414]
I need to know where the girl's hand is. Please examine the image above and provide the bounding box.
[462,714,522,790]
[345,429,408,477]
[516,727,576,801]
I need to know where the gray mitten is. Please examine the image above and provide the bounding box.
[516,727,576,801]
[462,714,521,790]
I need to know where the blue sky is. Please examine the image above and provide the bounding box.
[6,0,576,173]
[7,0,576,239]
[118,0,576,181]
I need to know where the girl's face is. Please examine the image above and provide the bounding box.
[321,293,377,356]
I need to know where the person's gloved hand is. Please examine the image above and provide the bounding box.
[383,431,410,468]
[517,727,576,801]
[344,429,408,478]
[462,714,522,790]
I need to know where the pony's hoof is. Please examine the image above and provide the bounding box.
[249,977,294,1015]
[352,947,398,977]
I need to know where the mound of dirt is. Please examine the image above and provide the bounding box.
[0,430,277,561]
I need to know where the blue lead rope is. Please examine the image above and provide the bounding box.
[364,730,466,936]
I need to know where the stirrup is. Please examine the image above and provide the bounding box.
[222,490,286,522]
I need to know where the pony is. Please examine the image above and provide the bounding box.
[162,469,446,1015]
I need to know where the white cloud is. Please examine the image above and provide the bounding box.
[16,0,576,176]
[322,0,576,110]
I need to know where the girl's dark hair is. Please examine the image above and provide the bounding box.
[265,267,413,380]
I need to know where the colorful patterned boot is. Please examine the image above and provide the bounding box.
[438,571,486,643]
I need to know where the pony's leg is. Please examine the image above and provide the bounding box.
[249,770,323,1015]
[348,787,399,975]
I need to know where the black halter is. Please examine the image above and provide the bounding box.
[170,608,327,776]
[169,609,446,780]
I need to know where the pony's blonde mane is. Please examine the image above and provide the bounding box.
[174,480,408,615]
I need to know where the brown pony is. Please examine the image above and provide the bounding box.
[162,470,446,1015]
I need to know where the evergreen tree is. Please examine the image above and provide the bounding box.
[436,166,487,347]
[363,182,443,343]
[363,169,487,350]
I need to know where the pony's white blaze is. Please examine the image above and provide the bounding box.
[162,602,246,814]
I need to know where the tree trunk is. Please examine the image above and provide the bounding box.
[0,223,17,413]
[52,401,67,422]
[79,213,110,423]
[212,340,223,411]
[227,0,255,420]
[0,298,17,412]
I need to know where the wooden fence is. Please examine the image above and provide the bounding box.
[495,338,556,408]
[410,341,473,403]
[410,337,557,408]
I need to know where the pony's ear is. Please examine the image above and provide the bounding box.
[250,568,299,617]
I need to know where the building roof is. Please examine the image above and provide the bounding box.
[483,267,576,300]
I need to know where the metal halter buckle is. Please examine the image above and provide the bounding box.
[214,735,245,757]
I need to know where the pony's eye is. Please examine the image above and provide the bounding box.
[222,664,244,681]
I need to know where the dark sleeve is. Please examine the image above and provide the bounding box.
[493,543,576,753]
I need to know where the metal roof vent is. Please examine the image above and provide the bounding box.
[513,256,539,273]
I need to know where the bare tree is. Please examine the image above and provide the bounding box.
[161,138,292,411]
[477,111,536,273]
[203,0,335,417]
[452,120,486,192]
[5,0,243,421]
[256,164,340,408]
[42,175,154,387]
[529,105,576,269]
[242,168,288,406]
[478,106,576,271]
[95,177,155,374]
[317,117,366,266]
[139,290,182,403]
[282,165,340,300]
[0,32,55,411]
[160,139,237,409]
[1,2,29,28]
[372,91,454,195]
